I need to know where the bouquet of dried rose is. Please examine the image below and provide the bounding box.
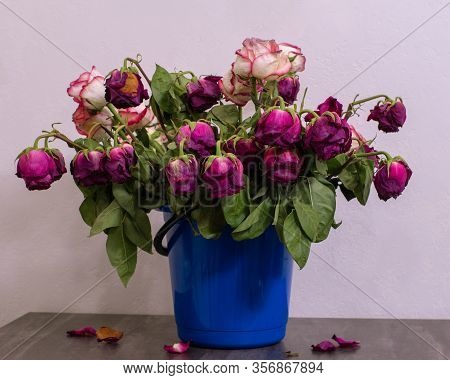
[16,38,411,285]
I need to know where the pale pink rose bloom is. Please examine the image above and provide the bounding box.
[73,104,113,139]
[279,43,306,73]
[218,66,252,106]
[119,103,155,132]
[233,38,291,81]
[67,66,106,111]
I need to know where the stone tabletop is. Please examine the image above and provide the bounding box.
[0,313,448,360]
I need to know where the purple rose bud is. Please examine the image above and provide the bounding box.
[331,334,360,349]
[186,76,222,112]
[374,159,412,201]
[71,150,109,187]
[104,143,137,184]
[311,341,336,352]
[175,122,216,157]
[367,100,406,133]
[305,96,343,122]
[263,147,302,184]
[304,112,352,160]
[202,154,244,199]
[105,69,149,109]
[255,108,301,147]
[16,149,63,190]
[223,137,262,174]
[165,155,199,196]
[51,149,67,180]
[277,76,300,104]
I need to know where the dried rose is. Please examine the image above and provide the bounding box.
[311,340,336,352]
[332,334,360,348]
[66,326,97,337]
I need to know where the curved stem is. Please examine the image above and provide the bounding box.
[124,57,152,88]
[215,140,222,156]
[299,109,320,119]
[300,87,308,112]
[178,139,185,156]
[355,150,392,161]
[344,94,393,119]
[106,103,125,125]
[250,78,260,109]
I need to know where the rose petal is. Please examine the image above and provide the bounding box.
[311,340,336,352]
[163,341,190,354]
[332,334,360,348]
[66,326,97,337]
[96,326,124,343]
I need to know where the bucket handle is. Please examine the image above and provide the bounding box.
[153,206,197,257]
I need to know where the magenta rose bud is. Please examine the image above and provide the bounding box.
[263,147,302,184]
[175,122,216,157]
[16,149,61,190]
[50,149,68,180]
[305,96,343,122]
[223,137,262,174]
[71,150,109,187]
[255,108,301,148]
[304,112,352,160]
[367,100,407,133]
[165,155,199,196]
[105,69,149,109]
[202,155,244,199]
[374,159,412,201]
[186,76,222,112]
[104,143,137,184]
[277,76,300,104]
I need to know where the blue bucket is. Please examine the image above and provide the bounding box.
[162,211,293,349]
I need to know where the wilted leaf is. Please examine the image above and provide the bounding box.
[96,326,124,343]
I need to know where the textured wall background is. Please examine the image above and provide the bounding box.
[1,0,449,327]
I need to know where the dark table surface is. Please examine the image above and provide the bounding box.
[0,313,448,360]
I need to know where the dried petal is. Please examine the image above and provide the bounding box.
[96,326,124,343]
[66,326,97,337]
[163,341,190,354]
[332,334,360,348]
[311,340,336,352]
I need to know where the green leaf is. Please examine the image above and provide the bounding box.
[283,211,312,269]
[90,200,123,236]
[326,153,348,174]
[232,197,273,241]
[151,65,180,114]
[95,187,111,215]
[339,159,374,205]
[207,105,239,135]
[294,177,336,242]
[274,198,290,243]
[112,183,135,217]
[221,190,249,228]
[106,225,137,286]
[123,210,152,254]
[293,198,320,241]
[191,206,226,239]
[79,196,96,227]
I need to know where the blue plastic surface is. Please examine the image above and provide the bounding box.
[164,212,293,349]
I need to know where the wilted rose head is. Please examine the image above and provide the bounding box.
[104,143,136,184]
[304,112,352,161]
[263,147,302,184]
[278,43,306,73]
[277,76,300,104]
[367,100,406,133]
[119,103,154,132]
[305,96,343,122]
[71,150,109,187]
[255,108,301,148]
[374,159,412,201]
[202,154,244,199]
[223,137,262,174]
[16,149,66,191]
[105,69,149,109]
[186,76,222,112]
[72,104,113,140]
[165,155,199,196]
[218,67,252,106]
[175,122,216,157]
[67,66,107,111]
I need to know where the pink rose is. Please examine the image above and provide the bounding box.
[219,66,252,106]
[233,38,291,81]
[67,66,107,111]
[119,103,155,132]
[72,104,112,139]
[279,43,306,73]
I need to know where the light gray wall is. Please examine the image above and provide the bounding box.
[1,0,449,327]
